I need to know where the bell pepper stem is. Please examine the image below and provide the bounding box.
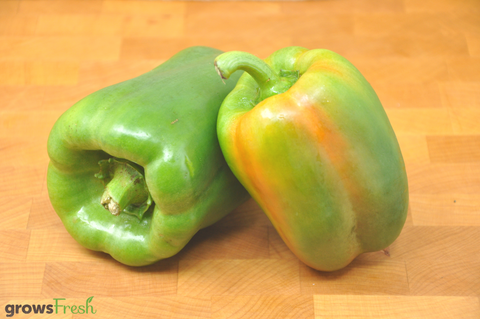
[215,51,277,83]
[95,158,152,220]
[214,51,298,102]
[215,51,280,96]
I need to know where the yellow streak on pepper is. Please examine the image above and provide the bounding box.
[228,93,354,252]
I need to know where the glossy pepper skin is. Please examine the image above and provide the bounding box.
[214,47,408,271]
[47,46,250,266]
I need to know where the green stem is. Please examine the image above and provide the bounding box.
[214,51,298,102]
[95,158,152,220]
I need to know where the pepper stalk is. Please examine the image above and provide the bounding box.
[95,158,152,220]
[214,51,299,103]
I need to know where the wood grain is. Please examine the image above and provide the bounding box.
[447,107,480,134]
[0,196,32,229]
[178,259,301,296]
[427,135,480,163]
[26,229,116,263]
[28,197,64,230]
[389,226,480,260]
[18,0,103,15]
[406,163,480,194]
[314,295,480,318]
[467,33,480,57]
[0,87,45,112]
[0,230,30,262]
[0,36,121,60]
[0,1,19,14]
[42,260,178,298]
[1,0,479,317]
[407,259,480,296]
[0,263,45,299]
[395,135,430,165]
[385,108,453,135]
[212,295,314,319]
[300,259,409,295]
[410,194,480,226]
[440,82,480,109]
[0,61,79,85]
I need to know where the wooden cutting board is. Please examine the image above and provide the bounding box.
[1,0,479,318]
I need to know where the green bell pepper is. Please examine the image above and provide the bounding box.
[214,47,408,271]
[47,46,250,266]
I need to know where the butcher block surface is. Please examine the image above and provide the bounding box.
[1,0,479,318]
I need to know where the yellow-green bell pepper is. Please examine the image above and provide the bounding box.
[214,47,408,271]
